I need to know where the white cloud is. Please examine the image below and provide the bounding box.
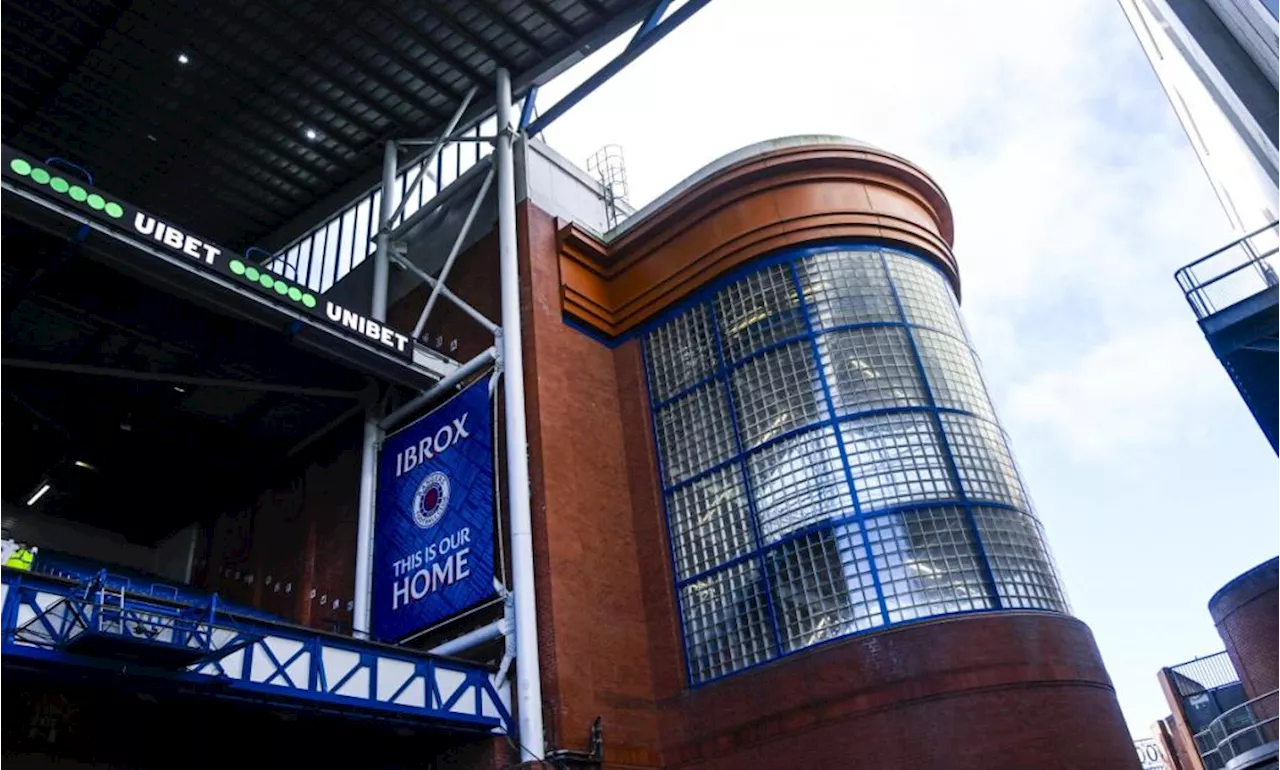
[1006,319,1226,457]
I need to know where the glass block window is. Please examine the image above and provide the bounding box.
[715,263,806,362]
[680,561,774,682]
[731,341,824,448]
[654,383,735,487]
[749,427,853,541]
[886,252,965,338]
[913,328,995,420]
[865,507,993,622]
[819,326,928,415]
[641,245,1067,685]
[840,413,957,511]
[939,413,1028,509]
[972,507,1069,612]
[795,250,900,328]
[646,304,719,402]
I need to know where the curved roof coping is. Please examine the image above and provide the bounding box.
[607,134,936,240]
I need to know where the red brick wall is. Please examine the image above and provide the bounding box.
[517,199,1140,770]
[194,437,360,632]
[520,202,664,767]
[1210,557,1279,702]
[656,614,1138,770]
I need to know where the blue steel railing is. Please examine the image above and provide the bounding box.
[1176,221,1280,320]
[2,568,511,732]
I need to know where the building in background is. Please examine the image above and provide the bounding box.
[1117,0,1277,234]
[1151,558,1278,770]
[1117,0,1280,451]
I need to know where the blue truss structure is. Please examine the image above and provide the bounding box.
[2,569,511,734]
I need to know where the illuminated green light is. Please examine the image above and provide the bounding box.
[301,294,317,309]
[244,266,260,281]
[229,259,246,275]
[104,202,124,219]
[273,281,289,295]
[258,274,274,289]
[10,158,32,176]
[86,194,106,210]
[30,168,51,185]
[50,177,70,193]
[69,186,88,202]
[288,287,302,301]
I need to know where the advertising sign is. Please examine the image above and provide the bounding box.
[1135,738,1165,770]
[0,146,414,361]
[372,376,497,642]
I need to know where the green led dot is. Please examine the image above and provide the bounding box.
[9,158,32,176]
[287,287,302,301]
[69,186,88,202]
[50,177,70,193]
[229,259,246,275]
[301,293,317,309]
[86,194,106,210]
[258,274,274,289]
[30,168,51,185]
[104,202,124,219]
[244,266,260,281]
[274,281,289,295]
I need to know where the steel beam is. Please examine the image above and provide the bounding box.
[384,87,478,232]
[414,167,495,338]
[394,255,499,335]
[0,359,367,399]
[380,347,496,433]
[525,0,713,137]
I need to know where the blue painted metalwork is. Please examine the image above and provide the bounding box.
[630,0,673,47]
[524,0,715,137]
[519,86,540,131]
[1175,220,1279,452]
[640,242,1067,686]
[2,569,511,733]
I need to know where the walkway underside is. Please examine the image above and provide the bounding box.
[1,570,512,736]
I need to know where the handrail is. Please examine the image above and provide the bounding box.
[1179,221,1280,274]
[1175,221,1280,320]
[1196,688,1279,767]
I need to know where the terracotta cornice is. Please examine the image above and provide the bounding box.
[555,142,958,338]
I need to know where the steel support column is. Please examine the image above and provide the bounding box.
[353,412,382,638]
[496,67,545,762]
[372,140,399,322]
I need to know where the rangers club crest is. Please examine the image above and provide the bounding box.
[412,472,451,529]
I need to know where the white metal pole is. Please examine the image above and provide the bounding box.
[352,414,381,638]
[372,139,398,322]
[495,67,545,762]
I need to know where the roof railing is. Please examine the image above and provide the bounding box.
[1175,221,1280,320]
[1196,689,1278,770]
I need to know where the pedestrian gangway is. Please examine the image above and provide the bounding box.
[1,568,511,734]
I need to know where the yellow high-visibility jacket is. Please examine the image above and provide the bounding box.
[4,547,34,571]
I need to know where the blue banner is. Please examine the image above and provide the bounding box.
[373,376,497,643]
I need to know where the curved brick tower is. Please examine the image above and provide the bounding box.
[470,136,1143,769]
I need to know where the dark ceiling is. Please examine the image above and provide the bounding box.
[1,216,372,543]
[1,0,653,253]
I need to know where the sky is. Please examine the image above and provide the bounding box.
[532,0,1279,737]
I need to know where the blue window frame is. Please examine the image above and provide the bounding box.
[641,244,1068,685]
